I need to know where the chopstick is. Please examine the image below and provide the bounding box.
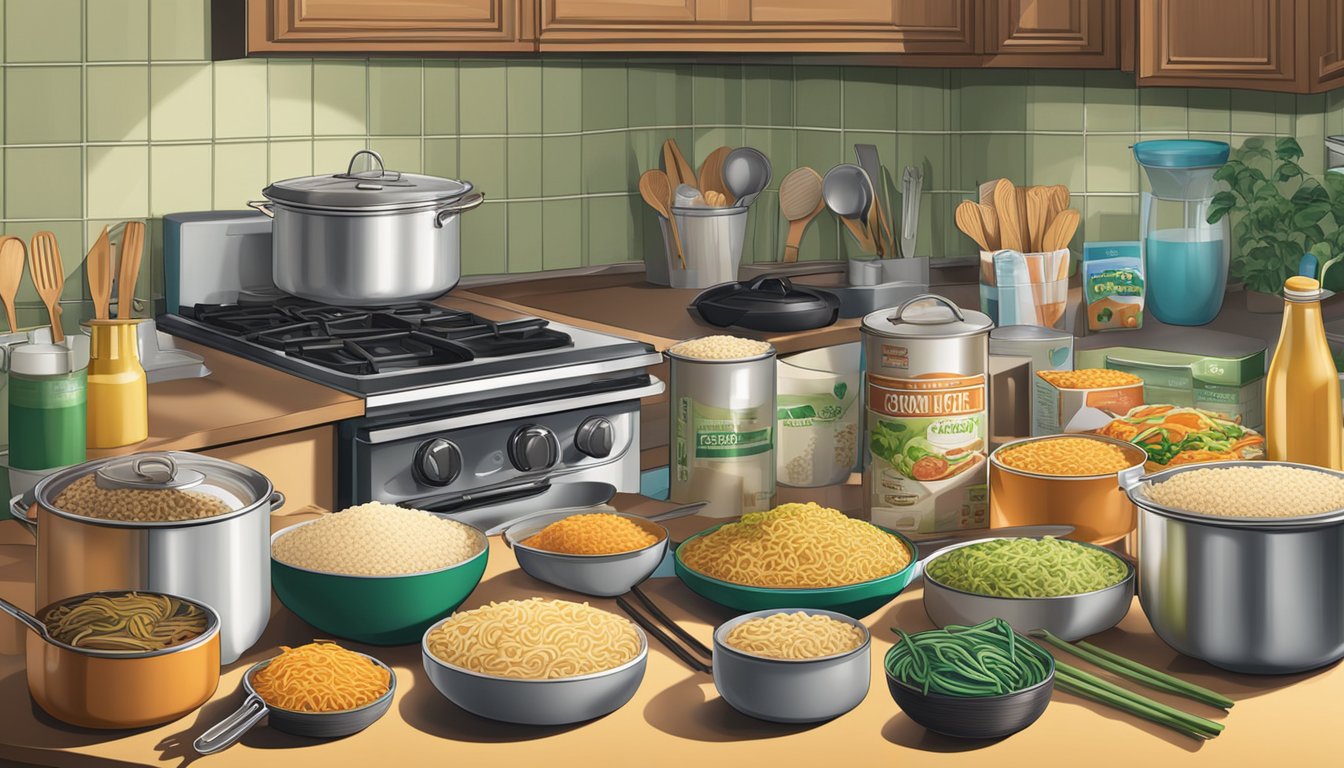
[616,592,712,674]
[631,585,713,660]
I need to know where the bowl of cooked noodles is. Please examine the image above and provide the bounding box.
[712,609,871,723]
[673,502,919,618]
[420,598,649,725]
[0,589,220,729]
[502,510,670,597]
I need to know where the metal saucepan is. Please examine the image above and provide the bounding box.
[194,653,396,754]
[249,149,483,305]
[1123,460,1344,674]
[0,590,220,729]
[9,451,284,664]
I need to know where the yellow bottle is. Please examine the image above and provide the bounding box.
[86,319,148,448]
[1265,276,1341,468]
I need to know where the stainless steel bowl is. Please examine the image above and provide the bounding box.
[921,537,1135,641]
[503,511,669,598]
[420,620,648,725]
[712,608,871,723]
[1124,460,1344,674]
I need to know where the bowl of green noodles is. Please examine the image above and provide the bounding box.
[920,536,1134,641]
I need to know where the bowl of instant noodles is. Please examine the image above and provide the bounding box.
[502,509,670,597]
[421,598,649,725]
[270,502,488,645]
[920,536,1135,641]
[673,503,919,619]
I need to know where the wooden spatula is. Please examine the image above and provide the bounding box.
[994,179,1024,251]
[979,180,999,207]
[955,200,991,251]
[697,146,732,202]
[662,139,697,191]
[1026,186,1053,254]
[640,170,686,269]
[87,226,112,320]
[29,231,65,343]
[1044,208,1081,255]
[118,221,145,319]
[0,237,25,333]
[976,202,1000,251]
[779,167,825,263]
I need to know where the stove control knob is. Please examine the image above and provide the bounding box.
[509,425,560,472]
[575,417,615,459]
[415,439,462,486]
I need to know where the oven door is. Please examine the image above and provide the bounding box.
[338,376,664,510]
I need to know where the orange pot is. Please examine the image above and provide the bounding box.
[988,435,1147,545]
[1,590,220,729]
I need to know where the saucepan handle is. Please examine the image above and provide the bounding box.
[194,693,269,755]
[268,491,286,512]
[246,200,274,219]
[0,594,46,637]
[8,492,37,537]
[433,193,485,228]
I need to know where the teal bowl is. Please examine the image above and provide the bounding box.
[271,520,489,645]
[673,524,919,619]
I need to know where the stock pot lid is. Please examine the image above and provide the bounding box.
[863,294,992,339]
[263,149,472,210]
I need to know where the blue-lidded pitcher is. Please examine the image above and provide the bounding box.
[1135,140,1231,326]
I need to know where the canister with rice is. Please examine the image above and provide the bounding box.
[667,336,776,518]
[862,296,993,533]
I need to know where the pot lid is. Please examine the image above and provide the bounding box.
[1132,140,1230,169]
[863,294,993,339]
[690,276,839,332]
[989,324,1071,342]
[263,150,472,209]
[8,343,72,376]
[34,451,276,527]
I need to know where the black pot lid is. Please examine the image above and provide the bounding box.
[263,149,472,210]
[691,276,840,331]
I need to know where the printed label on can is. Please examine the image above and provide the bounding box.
[673,396,775,515]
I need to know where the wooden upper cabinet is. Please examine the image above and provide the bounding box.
[983,0,1119,67]
[1312,0,1344,89]
[213,0,535,55]
[1136,0,1307,89]
[536,0,980,54]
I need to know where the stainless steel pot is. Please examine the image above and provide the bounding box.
[250,150,483,305]
[8,451,284,665]
[1123,460,1344,674]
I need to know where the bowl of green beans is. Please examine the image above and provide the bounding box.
[884,619,1055,740]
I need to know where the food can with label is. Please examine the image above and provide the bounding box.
[862,295,993,533]
[667,337,777,518]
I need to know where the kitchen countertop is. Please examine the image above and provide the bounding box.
[0,500,1336,768]
[83,339,363,459]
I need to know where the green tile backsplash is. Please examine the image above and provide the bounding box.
[3,0,1344,321]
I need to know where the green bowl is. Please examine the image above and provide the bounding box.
[673,524,919,619]
[271,521,489,645]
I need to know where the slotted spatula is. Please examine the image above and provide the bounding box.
[778,167,826,263]
[118,221,145,319]
[87,226,112,320]
[29,231,65,343]
[0,237,25,333]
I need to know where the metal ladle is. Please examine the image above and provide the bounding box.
[823,164,878,253]
[723,147,772,208]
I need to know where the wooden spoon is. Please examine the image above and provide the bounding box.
[0,237,25,333]
[87,226,112,321]
[955,200,991,251]
[779,167,826,263]
[639,170,686,269]
[697,146,733,203]
[994,179,1024,252]
[979,179,1000,207]
[976,202,1000,251]
[661,139,697,191]
[1026,186,1053,254]
[28,231,65,343]
[118,221,145,319]
[1044,208,1081,255]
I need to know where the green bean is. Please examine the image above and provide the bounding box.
[885,619,1050,698]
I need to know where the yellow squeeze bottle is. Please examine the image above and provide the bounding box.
[1265,276,1341,468]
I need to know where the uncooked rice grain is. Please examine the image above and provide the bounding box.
[670,335,772,360]
[53,475,232,522]
[272,502,483,576]
[1145,465,1344,518]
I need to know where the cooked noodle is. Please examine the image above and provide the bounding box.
[425,598,641,679]
[679,502,911,588]
[251,642,391,713]
[724,612,865,660]
[43,592,208,652]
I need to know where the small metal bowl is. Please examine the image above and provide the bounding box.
[194,652,396,754]
[503,511,669,598]
[921,537,1135,641]
[712,608,871,724]
[885,653,1055,740]
[420,619,649,725]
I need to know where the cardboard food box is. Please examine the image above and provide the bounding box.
[1032,370,1146,435]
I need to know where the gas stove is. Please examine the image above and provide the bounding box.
[158,291,663,511]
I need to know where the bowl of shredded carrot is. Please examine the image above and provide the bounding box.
[503,510,669,597]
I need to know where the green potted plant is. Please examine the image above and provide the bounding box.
[1207,137,1344,313]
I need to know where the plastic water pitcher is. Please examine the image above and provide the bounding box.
[1135,140,1231,326]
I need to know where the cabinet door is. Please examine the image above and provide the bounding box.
[538,0,979,54]
[1312,0,1344,90]
[237,0,535,53]
[1137,0,1305,90]
[202,427,336,514]
[984,0,1118,67]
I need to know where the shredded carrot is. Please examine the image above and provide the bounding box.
[251,642,390,713]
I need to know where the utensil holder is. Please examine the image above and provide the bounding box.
[979,249,1072,331]
[86,319,147,449]
[656,205,748,290]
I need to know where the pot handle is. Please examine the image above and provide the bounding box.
[433,193,485,229]
[0,594,46,638]
[7,492,37,537]
[1117,464,1148,493]
[193,693,269,756]
[268,491,286,512]
[246,200,274,219]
